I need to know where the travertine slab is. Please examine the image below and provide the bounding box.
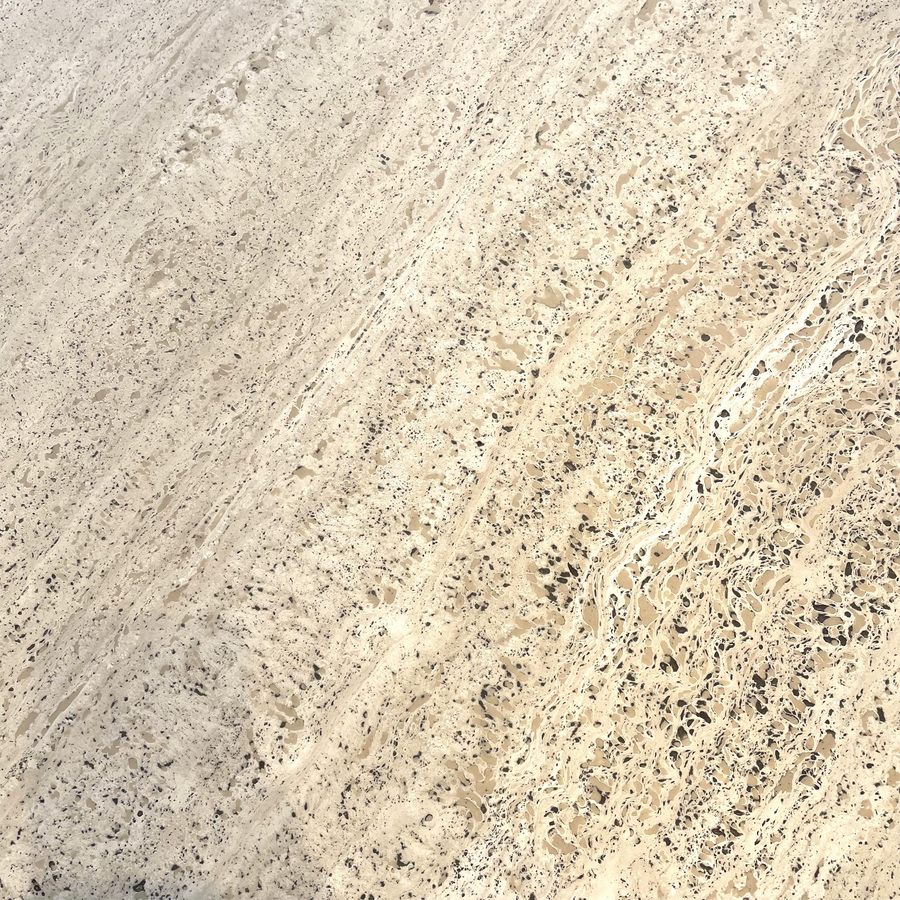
[2,0,900,897]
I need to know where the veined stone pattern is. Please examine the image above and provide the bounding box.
[2,0,900,898]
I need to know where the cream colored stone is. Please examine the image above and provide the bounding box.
[3,0,900,898]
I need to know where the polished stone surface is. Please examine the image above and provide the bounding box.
[3,1,900,897]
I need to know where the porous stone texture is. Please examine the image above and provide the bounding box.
[3,1,900,898]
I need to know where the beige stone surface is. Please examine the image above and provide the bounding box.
[3,0,900,897]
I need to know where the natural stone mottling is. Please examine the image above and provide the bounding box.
[3,0,900,898]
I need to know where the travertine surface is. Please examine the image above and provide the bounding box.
[3,0,900,897]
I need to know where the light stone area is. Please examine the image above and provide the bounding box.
[3,1,900,898]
